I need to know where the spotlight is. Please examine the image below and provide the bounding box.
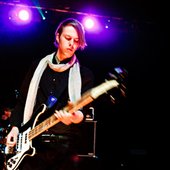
[105,25,109,29]
[9,6,32,24]
[84,18,94,29]
[82,16,101,32]
[18,9,30,21]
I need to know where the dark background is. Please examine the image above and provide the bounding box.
[0,0,161,169]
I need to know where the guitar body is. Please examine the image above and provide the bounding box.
[6,127,35,170]
[6,104,47,170]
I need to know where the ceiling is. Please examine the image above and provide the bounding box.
[42,0,158,21]
[2,0,159,22]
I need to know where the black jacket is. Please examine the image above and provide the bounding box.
[10,54,94,136]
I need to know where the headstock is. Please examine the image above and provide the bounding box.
[105,66,128,103]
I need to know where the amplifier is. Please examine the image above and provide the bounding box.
[78,120,97,158]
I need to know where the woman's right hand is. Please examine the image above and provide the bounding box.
[6,126,19,147]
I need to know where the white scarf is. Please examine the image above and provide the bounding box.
[23,52,81,124]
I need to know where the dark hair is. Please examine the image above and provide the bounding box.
[54,18,87,50]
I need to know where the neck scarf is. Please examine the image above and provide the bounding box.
[23,52,81,124]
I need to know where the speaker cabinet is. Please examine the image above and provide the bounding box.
[78,120,97,157]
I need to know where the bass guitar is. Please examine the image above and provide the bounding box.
[5,79,119,170]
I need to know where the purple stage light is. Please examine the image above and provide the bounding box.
[84,18,94,29]
[18,9,30,21]
[82,16,101,33]
[9,6,32,24]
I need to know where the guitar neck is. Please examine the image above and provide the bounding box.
[28,91,93,140]
[28,115,59,140]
